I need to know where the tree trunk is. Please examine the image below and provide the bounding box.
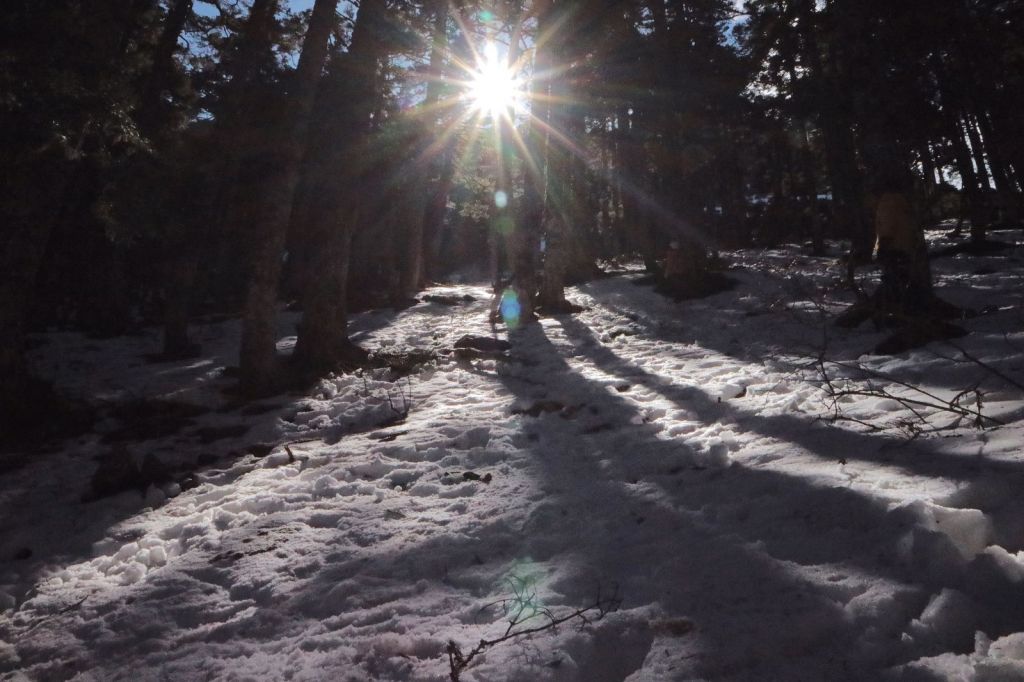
[990,108,1023,192]
[797,0,870,260]
[498,2,539,322]
[137,0,203,356]
[137,0,193,139]
[294,208,356,369]
[237,0,339,395]
[416,0,453,287]
[948,120,979,195]
[421,154,455,283]
[962,113,992,191]
[399,158,427,299]
[618,113,657,269]
[803,121,825,255]
[958,115,991,243]
[919,143,938,192]
[973,110,1013,195]
[162,254,199,357]
[0,152,68,421]
[535,0,573,312]
[293,0,386,373]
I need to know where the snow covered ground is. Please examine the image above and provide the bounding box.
[3,233,1024,681]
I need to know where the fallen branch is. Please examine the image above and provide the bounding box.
[814,354,1001,435]
[942,342,1024,393]
[445,583,620,682]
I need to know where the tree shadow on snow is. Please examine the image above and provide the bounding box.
[486,319,1024,678]
[8,306,1024,681]
[488,323,898,678]
[555,316,1024,488]
[580,270,1024,398]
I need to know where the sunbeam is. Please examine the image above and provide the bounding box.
[465,41,523,118]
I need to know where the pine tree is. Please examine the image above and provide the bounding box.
[292,0,391,376]
[235,0,341,395]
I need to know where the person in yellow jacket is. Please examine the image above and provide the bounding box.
[838,175,964,340]
[874,183,932,316]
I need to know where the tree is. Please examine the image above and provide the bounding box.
[292,0,391,375]
[0,0,159,426]
[231,0,340,395]
[134,0,203,359]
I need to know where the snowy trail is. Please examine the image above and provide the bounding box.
[4,245,1024,680]
[495,320,873,679]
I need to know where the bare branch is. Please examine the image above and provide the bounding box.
[944,341,1024,393]
[446,585,621,681]
[813,353,1002,436]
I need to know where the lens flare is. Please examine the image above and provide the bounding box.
[499,288,521,328]
[492,214,514,235]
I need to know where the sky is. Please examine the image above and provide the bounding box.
[284,0,316,12]
[193,0,316,19]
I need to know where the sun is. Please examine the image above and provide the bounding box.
[467,42,522,117]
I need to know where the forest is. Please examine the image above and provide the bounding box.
[3,0,1021,407]
[2,0,1024,680]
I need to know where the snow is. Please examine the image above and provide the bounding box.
[3,233,1024,680]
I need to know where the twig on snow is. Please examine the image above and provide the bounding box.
[445,583,621,682]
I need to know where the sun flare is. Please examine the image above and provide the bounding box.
[467,42,521,117]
